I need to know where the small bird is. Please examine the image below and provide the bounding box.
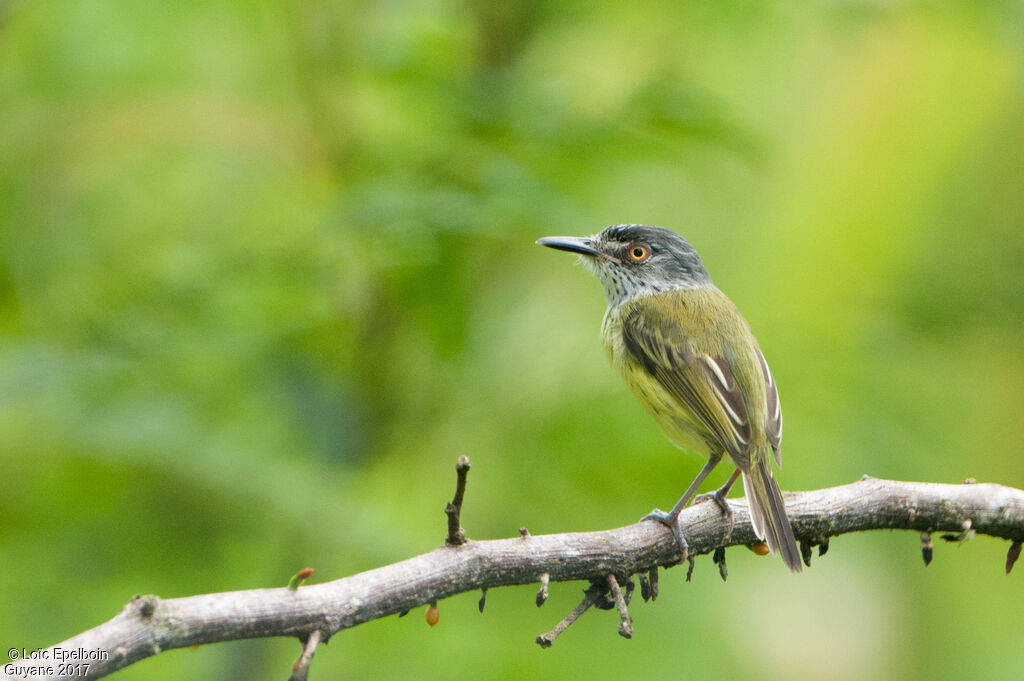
[538,224,802,572]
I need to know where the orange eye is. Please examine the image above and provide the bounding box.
[627,244,650,262]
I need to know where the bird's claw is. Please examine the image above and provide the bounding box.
[694,490,735,532]
[641,509,689,563]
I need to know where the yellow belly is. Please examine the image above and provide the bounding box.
[601,304,716,457]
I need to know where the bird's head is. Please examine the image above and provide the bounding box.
[537,224,712,307]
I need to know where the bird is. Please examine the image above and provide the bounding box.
[537,224,802,572]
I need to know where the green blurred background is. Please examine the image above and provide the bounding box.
[2,0,1023,678]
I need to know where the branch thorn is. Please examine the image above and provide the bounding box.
[921,532,933,566]
[941,519,974,543]
[536,573,549,607]
[638,573,651,601]
[713,546,727,582]
[1007,541,1021,575]
[800,540,813,568]
[478,587,487,613]
[444,457,471,546]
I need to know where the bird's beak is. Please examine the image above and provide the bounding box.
[536,236,602,258]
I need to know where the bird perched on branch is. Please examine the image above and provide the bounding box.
[538,224,801,572]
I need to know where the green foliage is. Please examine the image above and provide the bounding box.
[2,1,1023,679]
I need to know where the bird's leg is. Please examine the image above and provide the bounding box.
[693,468,741,531]
[642,455,722,561]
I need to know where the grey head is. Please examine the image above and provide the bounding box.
[537,224,713,308]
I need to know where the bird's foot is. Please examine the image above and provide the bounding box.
[693,487,735,532]
[641,508,689,563]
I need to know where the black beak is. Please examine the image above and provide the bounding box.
[536,236,601,257]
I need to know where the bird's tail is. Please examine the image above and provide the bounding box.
[741,458,802,573]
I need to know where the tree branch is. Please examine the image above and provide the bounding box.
[7,476,1023,681]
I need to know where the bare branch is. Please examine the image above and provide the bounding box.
[536,584,603,648]
[444,456,472,546]
[287,629,322,681]
[605,574,633,639]
[9,477,1024,680]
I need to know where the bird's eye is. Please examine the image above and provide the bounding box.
[627,244,650,262]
